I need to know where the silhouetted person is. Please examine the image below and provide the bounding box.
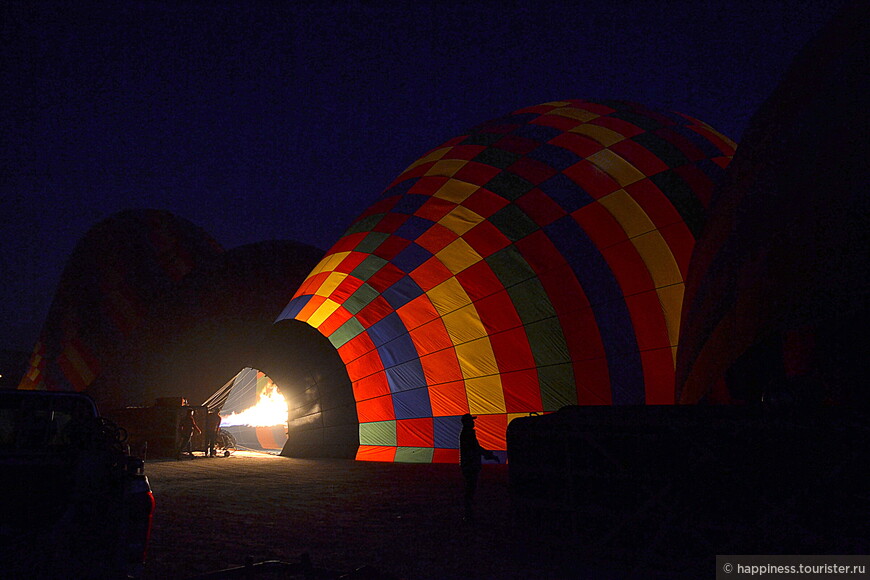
[459,413,498,520]
[205,411,222,457]
[176,408,201,459]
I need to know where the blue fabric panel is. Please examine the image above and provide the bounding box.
[527,142,581,171]
[538,173,595,213]
[368,312,407,348]
[391,387,433,420]
[433,415,462,449]
[668,124,723,158]
[392,244,433,275]
[394,216,434,241]
[380,178,417,199]
[276,295,312,322]
[382,275,424,310]
[385,359,427,395]
[544,216,644,404]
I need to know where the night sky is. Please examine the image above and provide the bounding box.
[0,1,849,352]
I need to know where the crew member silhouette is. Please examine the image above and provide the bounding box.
[205,411,222,457]
[176,408,201,459]
[459,413,499,520]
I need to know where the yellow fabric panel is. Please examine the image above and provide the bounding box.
[551,107,599,123]
[425,159,467,178]
[455,338,500,378]
[656,283,685,348]
[315,271,349,297]
[465,374,506,414]
[427,277,471,316]
[542,100,572,107]
[599,189,657,239]
[321,251,350,275]
[307,298,341,328]
[436,237,481,275]
[633,230,683,289]
[63,343,96,387]
[441,304,487,344]
[434,179,479,204]
[588,149,646,187]
[403,146,450,173]
[569,123,624,147]
[670,345,678,367]
[438,205,484,236]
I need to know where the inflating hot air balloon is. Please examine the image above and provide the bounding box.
[278,99,736,462]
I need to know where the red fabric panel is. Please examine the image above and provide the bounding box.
[318,306,354,337]
[334,252,370,275]
[328,275,364,302]
[561,307,608,367]
[624,291,670,352]
[397,294,441,332]
[337,332,376,363]
[689,125,735,156]
[473,290,522,334]
[453,161,502,187]
[414,224,458,254]
[514,230,563,275]
[372,212,408,235]
[505,156,559,184]
[356,445,397,462]
[408,175,448,195]
[372,236,411,260]
[590,115,643,138]
[455,260,504,301]
[432,448,460,463]
[409,317,454,355]
[462,187,510,218]
[327,231,367,255]
[572,357,612,405]
[515,188,568,227]
[461,221,511,258]
[353,372,391,401]
[475,415,507,451]
[609,139,670,177]
[493,134,541,155]
[538,264,590,312]
[366,262,405,292]
[675,164,715,208]
[354,197,397,220]
[445,144,486,161]
[489,327,535,373]
[514,103,557,115]
[641,348,676,404]
[658,221,695,280]
[500,369,543,413]
[563,159,620,198]
[392,161,433,184]
[429,380,470,416]
[600,241,656,296]
[573,203,627,249]
[356,395,396,422]
[416,197,457,222]
[396,418,434,447]
[345,348,386,382]
[355,295,394,328]
[547,132,603,158]
[655,126,707,162]
[299,271,330,297]
[410,256,454,291]
[419,348,463,386]
[296,294,327,322]
[576,101,616,115]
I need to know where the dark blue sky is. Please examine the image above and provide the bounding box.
[0,1,849,351]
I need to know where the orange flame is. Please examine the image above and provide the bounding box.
[221,384,288,427]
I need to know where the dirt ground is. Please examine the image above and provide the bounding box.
[142,451,633,580]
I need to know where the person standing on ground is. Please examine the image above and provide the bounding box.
[176,408,201,459]
[205,411,222,457]
[459,413,499,520]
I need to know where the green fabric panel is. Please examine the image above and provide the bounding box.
[485,245,536,288]
[525,317,571,366]
[355,232,390,254]
[344,283,380,315]
[359,420,397,446]
[489,204,539,240]
[538,362,577,412]
[350,255,389,281]
[344,214,384,236]
[328,317,366,349]
[506,278,556,325]
[394,446,434,463]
